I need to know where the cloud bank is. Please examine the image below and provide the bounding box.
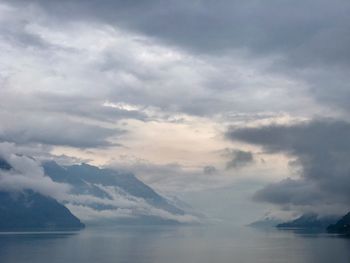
[0,143,70,199]
[227,119,350,215]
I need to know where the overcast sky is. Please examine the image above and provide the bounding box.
[1,0,349,223]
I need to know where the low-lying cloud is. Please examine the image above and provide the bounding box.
[0,143,70,199]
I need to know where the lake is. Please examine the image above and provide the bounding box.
[0,225,349,263]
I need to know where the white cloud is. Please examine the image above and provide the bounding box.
[0,143,70,199]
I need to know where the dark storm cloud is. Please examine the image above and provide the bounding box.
[223,149,254,170]
[253,178,324,206]
[227,119,350,212]
[7,0,350,115]
[9,0,350,67]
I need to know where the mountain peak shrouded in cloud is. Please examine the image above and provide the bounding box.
[42,161,199,224]
[226,119,350,216]
[0,150,84,230]
[0,143,198,225]
[0,145,71,199]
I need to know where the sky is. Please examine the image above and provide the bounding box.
[0,0,350,223]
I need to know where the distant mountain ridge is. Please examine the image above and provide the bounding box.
[0,155,198,229]
[276,211,350,237]
[277,213,338,230]
[43,161,184,216]
[42,161,197,225]
[249,217,283,228]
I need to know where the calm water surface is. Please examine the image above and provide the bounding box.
[0,225,349,263]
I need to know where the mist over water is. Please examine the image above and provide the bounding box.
[1,225,350,263]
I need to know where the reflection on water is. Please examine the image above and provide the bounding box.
[0,225,350,263]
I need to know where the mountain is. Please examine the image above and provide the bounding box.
[249,217,283,228]
[43,161,196,225]
[0,157,84,231]
[0,153,197,227]
[0,190,84,231]
[277,213,338,230]
[327,212,350,236]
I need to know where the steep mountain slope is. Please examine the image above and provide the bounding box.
[0,190,84,230]
[327,212,350,235]
[0,158,84,230]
